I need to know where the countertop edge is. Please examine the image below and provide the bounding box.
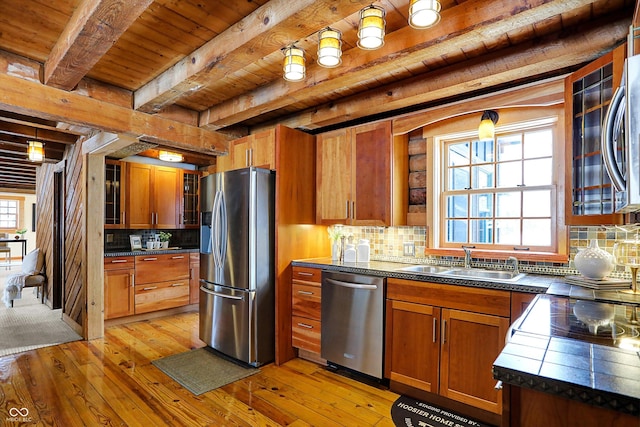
[105,248,199,257]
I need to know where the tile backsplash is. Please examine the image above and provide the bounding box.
[331,224,640,278]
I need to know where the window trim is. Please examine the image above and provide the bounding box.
[0,196,25,231]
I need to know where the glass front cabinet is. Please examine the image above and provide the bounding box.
[182,171,200,228]
[105,159,126,229]
[565,44,625,225]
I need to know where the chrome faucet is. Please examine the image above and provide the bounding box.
[463,247,472,269]
[507,256,519,275]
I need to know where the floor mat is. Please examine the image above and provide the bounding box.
[391,395,493,427]
[152,347,259,395]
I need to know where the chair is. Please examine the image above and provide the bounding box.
[3,248,46,307]
[0,232,10,270]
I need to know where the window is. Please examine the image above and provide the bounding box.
[0,198,19,229]
[439,121,557,252]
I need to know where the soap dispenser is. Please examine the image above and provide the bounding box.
[357,239,370,262]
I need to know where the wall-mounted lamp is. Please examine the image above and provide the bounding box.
[282,45,306,82]
[317,27,342,68]
[408,0,441,29]
[478,110,499,141]
[158,150,183,162]
[27,129,44,162]
[357,5,386,50]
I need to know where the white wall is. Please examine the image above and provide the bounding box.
[0,191,37,261]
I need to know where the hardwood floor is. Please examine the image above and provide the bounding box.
[0,311,399,426]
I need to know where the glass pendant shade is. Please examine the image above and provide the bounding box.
[408,0,441,29]
[158,150,183,162]
[283,46,306,82]
[478,110,499,141]
[27,140,44,162]
[357,5,386,50]
[317,28,342,68]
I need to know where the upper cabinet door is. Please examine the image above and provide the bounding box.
[105,159,126,229]
[126,163,154,228]
[217,129,276,172]
[316,128,352,224]
[565,44,626,225]
[153,166,181,228]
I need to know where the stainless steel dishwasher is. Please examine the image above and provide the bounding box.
[321,270,385,379]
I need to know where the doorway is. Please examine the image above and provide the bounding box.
[52,170,64,310]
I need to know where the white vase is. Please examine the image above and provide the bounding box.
[331,241,341,261]
[161,241,169,249]
[574,239,614,279]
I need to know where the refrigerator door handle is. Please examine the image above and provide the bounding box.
[602,84,626,192]
[212,190,224,268]
[200,285,244,301]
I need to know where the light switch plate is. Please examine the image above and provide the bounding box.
[403,242,415,257]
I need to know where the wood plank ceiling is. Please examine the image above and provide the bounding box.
[0,0,634,191]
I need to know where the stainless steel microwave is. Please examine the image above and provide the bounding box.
[602,53,640,212]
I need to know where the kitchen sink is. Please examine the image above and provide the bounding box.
[396,265,526,282]
[396,265,454,274]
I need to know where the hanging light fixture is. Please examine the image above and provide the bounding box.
[27,129,44,162]
[317,27,342,68]
[282,45,306,82]
[357,5,386,50]
[158,150,183,162]
[478,110,499,141]
[408,0,441,29]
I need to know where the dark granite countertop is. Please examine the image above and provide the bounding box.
[291,257,552,293]
[105,248,199,257]
[493,294,640,416]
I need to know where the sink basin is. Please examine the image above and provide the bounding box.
[397,265,454,274]
[444,268,526,282]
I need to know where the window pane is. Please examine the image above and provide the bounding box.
[472,164,494,188]
[446,220,467,243]
[523,190,551,217]
[446,195,468,218]
[471,140,494,163]
[449,167,469,190]
[496,192,520,217]
[495,219,521,245]
[448,142,470,166]
[471,193,493,217]
[522,219,552,246]
[524,129,553,158]
[523,158,552,186]
[497,161,521,187]
[497,135,522,161]
[470,219,493,243]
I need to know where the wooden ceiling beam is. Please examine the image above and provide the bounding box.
[44,0,154,90]
[133,0,372,113]
[0,121,79,144]
[199,0,603,130]
[0,66,231,154]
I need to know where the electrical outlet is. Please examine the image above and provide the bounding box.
[403,241,415,257]
[106,233,114,243]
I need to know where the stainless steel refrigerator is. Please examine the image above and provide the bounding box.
[199,167,275,367]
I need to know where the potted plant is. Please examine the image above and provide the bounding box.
[158,231,172,249]
[15,228,27,240]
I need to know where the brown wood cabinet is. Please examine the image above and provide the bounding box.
[182,171,200,229]
[125,163,182,229]
[134,253,190,314]
[104,256,135,319]
[189,252,200,305]
[385,278,510,415]
[564,44,626,225]
[104,159,126,229]
[216,128,276,172]
[291,266,322,356]
[316,120,406,226]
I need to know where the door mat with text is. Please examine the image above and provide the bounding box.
[391,395,493,427]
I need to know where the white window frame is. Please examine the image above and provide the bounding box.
[0,197,23,231]
[431,117,559,253]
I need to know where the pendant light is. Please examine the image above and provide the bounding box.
[317,27,342,68]
[478,110,499,141]
[158,150,183,162]
[408,0,441,29]
[282,45,306,82]
[27,129,44,162]
[357,5,386,50]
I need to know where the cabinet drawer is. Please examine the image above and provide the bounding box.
[292,283,321,320]
[104,256,135,270]
[292,266,321,284]
[134,279,189,314]
[135,253,189,284]
[292,315,321,354]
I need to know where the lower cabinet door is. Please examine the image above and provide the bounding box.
[292,315,321,354]
[439,309,509,414]
[105,268,134,319]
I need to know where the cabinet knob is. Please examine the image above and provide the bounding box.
[298,290,314,295]
[297,322,313,329]
[170,283,184,287]
[142,257,158,261]
[142,286,158,291]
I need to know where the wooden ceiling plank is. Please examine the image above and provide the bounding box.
[0,58,231,154]
[44,0,154,90]
[133,0,372,113]
[199,0,603,130]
